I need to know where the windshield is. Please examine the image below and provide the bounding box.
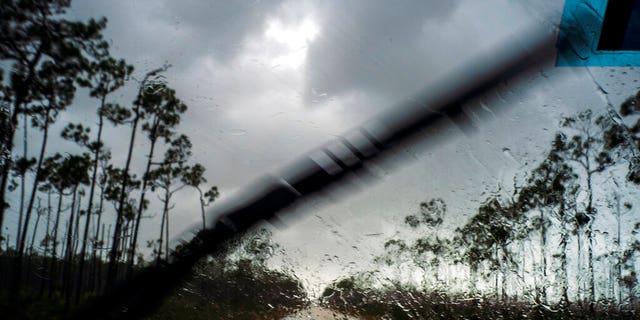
[1,1,639,319]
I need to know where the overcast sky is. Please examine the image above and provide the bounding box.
[4,0,639,295]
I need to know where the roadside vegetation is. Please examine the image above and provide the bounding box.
[320,90,640,319]
[148,228,308,320]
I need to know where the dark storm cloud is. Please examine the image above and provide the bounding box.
[62,0,294,174]
[304,1,460,103]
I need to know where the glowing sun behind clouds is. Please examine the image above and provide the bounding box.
[265,17,320,69]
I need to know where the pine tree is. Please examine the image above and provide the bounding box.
[149,135,192,263]
[107,66,167,284]
[128,80,187,275]
[18,62,78,258]
[0,0,107,247]
[518,136,577,304]
[181,163,219,230]
[560,110,613,306]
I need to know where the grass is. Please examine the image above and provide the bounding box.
[320,278,640,320]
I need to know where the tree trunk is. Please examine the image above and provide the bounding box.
[19,106,52,257]
[0,46,43,243]
[107,103,141,285]
[63,187,78,297]
[48,192,64,297]
[559,200,570,306]
[12,104,50,290]
[92,182,106,292]
[96,224,109,294]
[608,263,614,301]
[615,193,622,304]
[165,203,170,262]
[121,221,130,265]
[470,264,478,293]
[29,204,42,256]
[576,228,583,302]
[128,123,159,275]
[540,208,548,304]
[0,110,18,246]
[199,187,206,230]
[494,246,499,299]
[16,112,28,250]
[25,200,43,282]
[72,192,83,257]
[586,172,595,308]
[63,186,79,311]
[521,240,527,300]
[587,227,595,305]
[39,190,53,296]
[0,126,13,245]
[501,245,509,302]
[156,192,170,265]
[76,103,106,301]
[43,190,52,258]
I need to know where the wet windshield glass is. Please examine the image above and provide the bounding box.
[1,0,639,319]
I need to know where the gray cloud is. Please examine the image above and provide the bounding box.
[304,1,460,103]
[69,0,286,71]
[151,0,287,62]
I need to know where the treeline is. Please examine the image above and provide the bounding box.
[327,89,640,317]
[0,0,218,309]
[149,228,309,320]
[320,272,640,319]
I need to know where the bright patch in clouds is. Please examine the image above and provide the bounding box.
[265,17,320,69]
